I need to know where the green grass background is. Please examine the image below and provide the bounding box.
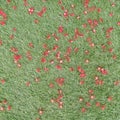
[0,0,120,120]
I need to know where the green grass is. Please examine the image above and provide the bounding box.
[0,0,120,120]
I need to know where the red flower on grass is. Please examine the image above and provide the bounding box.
[14,54,22,63]
[7,105,12,111]
[37,7,47,17]
[56,64,62,70]
[0,79,6,84]
[58,26,64,33]
[41,57,46,63]
[0,9,7,26]
[0,40,3,46]
[38,108,44,115]
[56,78,64,86]
[81,107,86,113]
[28,7,34,15]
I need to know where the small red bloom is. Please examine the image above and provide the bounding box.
[34,19,39,24]
[56,78,64,86]
[6,0,11,3]
[44,67,49,72]
[49,83,54,88]
[7,105,12,111]
[50,98,55,103]
[112,54,117,60]
[79,97,84,102]
[114,81,119,86]
[0,20,6,26]
[35,78,40,82]
[86,102,91,107]
[79,80,85,85]
[84,0,90,8]
[101,68,108,75]
[0,106,4,111]
[38,108,44,115]
[26,81,30,87]
[90,95,95,100]
[28,42,34,48]
[80,73,86,78]
[53,44,59,51]
[28,7,34,15]
[14,54,22,63]
[107,96,112,102]
[117,21,120,26]
[96,102,100,107]
[101,105,106,110]
[46,34,51,40]
[17,63,22,68]
[56,65,62,70]
[41,57,46,63]
[10,47,18,53]
[63,10,68,18]
[36,68,40,73]
[81,107,86,113]
[37,7,47,17]
[12,6,17,10]
[0,40,3,46]
[88,89,94,94]
[69,67,74,72]
[58,26,64,33]
[3,99,7,104]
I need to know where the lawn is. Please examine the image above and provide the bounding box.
[0,0,120,120]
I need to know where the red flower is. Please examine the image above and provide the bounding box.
[56,65,62,70]
[101,68,108,75]
[0,106,4,111]
[79,80,85,85]
[0,20,6,26]
[101,105,106,110]
[2,99,7,104]
[14,54,22,63]
[26,81,30,87]
[44,67,49,72]
[0,40,3,46]
[28,7,34,15]
[28,42,34,48]
[38,108,44,115]
[49,83,54,88]
[10,47,18,53]
[41,57,46,63]
[88,89,94,94]
[58,26,64,33]
[36,68,40,73]
[96,102,100,107]
[108,96,112,102]
[63,10,68,18]
[117,21,120,26]
[90,95,95,100]
[84,0,90,8]
[35,78,40,82]
[6,0,11,3]
[81,107,86,113]
[80,73,86,78]
[86,102,91,107]
[56,78,64,86]
[7,105,12,111]
[69,67,74,72]
[37,7,47,17]
[79,97,84,102]
[53,44,59,51]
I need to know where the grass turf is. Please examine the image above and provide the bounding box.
[0,0,120,120]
